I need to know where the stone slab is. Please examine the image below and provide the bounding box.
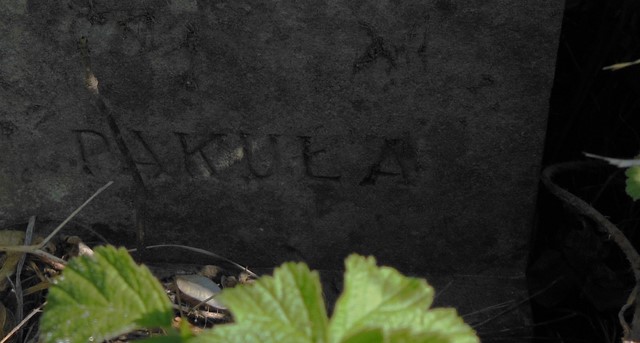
[0,0,562,304]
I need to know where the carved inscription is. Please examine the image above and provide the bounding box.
[242,134,279,178]
[73,130,118,177]
[131,130,165,178]
[360,139,418,185]
[300,136,341,181]
[352,14,431,75]
[72,129,420,186]
[175,132,221,178]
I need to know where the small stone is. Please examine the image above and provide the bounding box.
[175,274,226,310]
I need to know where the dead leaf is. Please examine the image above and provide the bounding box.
[0,231,26,291]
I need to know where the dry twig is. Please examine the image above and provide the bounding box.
[0,304,43,343]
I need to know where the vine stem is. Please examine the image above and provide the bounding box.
[541,161,640,341]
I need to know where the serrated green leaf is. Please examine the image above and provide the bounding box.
[329,255,434,342]
[183,254,477,343]
[329,255,478,343]
[40,246,173,343]
[192,320,312,343]
[414,309,479,343]
[205,261,328,343]
[626,166,640,200]
[340,328,452,343]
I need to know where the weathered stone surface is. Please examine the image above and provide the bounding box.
[0,0,562,334]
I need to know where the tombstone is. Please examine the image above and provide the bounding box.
[0,0,564,337]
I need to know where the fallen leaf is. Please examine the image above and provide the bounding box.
[0,230,26,291]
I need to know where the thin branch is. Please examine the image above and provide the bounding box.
[541,161,640,341]
[130,244,259,278]
[602,58,640,71]
[433,280,452,302]
[38,181,114,249]
[621,286,638,338]
[78,37,148,255]
[470,278,561,328]
[0,245,66,266]
[0,304,43,343]
[584,152,640,167]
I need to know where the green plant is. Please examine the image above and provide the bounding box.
[626,165,640,201]
[554,152,640,340]
[40,246,173,343]
[40,246,479,343]
[583,152,640,200]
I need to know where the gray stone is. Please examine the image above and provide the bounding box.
[0,0,563,337]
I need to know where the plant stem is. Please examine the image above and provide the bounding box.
[541,161,640,341]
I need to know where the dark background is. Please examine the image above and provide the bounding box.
[530,0,640,341]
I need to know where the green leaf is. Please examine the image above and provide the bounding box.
[329,255,433,342]
[339,328,384,343]
[626,166,640,200]
[40,246,173,343]
[413,309,479,343]
[329,255,478,343]
[340,328,451,343]
[191,321,312,343]
[186,255,478,343]
[198,262,328,343]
